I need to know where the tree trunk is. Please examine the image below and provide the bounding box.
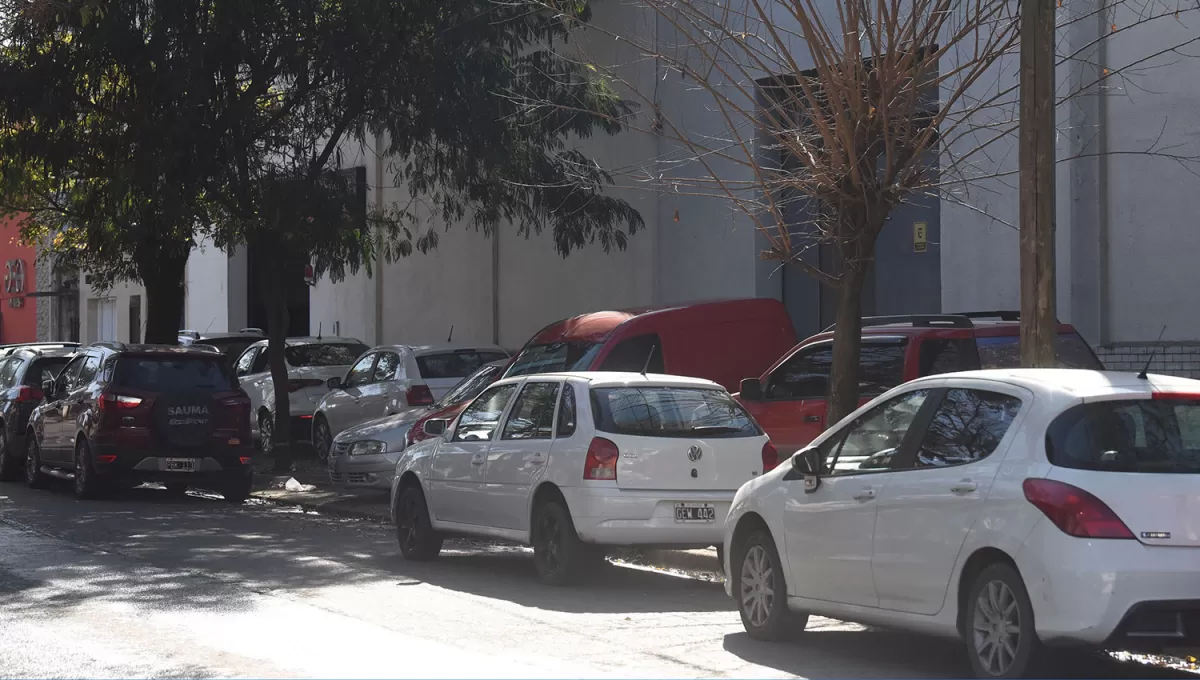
[825,262,868,427]
[137,247,189,344]
[260,255,294,473]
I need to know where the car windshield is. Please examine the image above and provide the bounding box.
[1046,399,1200,473]
[977,333,1103,370]
[438,364,502,407]
[416,351,510,380]
[505,341,602,378]
[114,357,234,391]
[590,386,761,438]
[285,343,369,367]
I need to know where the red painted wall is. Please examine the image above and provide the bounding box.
[0,216,37,344]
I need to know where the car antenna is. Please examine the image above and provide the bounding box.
[1137,325,1168,379]
[447,325,454,343]
[640,344,657,377]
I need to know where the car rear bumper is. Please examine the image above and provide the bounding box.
[327,451,400,489]
[1016,517,1200,648]
[559,485,734,547]
[90,446,254,485]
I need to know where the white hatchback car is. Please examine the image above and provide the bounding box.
[391,372,774,584]
[724,369,1200,678]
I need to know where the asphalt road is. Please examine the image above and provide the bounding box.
[0,480,1192,679]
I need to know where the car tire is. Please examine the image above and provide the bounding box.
[222,475,253,504]
[258,410,274,453]
[965,563,1043,679]
[73,439,104,500]
[394,484,443,561]
[0,429,21,482]
[313,415,332,462]
[735,529,808,641]
[531,498,596,586]
[25,436,48,490]
[715,544,726,573]
[164,483,188,497]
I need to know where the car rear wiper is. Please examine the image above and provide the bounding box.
[689,425,742,435]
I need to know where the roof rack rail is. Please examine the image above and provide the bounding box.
[952,310,1021,322]
[89,341,126,350]
[823,314,975,333]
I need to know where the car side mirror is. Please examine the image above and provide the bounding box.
[792,447,823,493]
[739,377,763,401]
[423,418,448,437]
[327,376,342,389]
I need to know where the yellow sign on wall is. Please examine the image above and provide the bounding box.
[913,222,928,253]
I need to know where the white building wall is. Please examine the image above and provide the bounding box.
[79,277,145,344]
[183,235,230,333]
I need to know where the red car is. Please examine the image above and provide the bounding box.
[736,312,1104,467]
[407,359,511,446]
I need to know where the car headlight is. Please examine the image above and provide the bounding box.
[348,440,386,456]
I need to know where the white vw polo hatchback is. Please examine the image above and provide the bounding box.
[724,369,1200,678]
[391,372,773,584]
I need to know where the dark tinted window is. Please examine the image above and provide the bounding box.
[417,351,509,380]
[373,352,401,382]
[25,357,70,387]
[502,382,560,440]
[113,357,234,391]
[556,383,577,437]
[251,348,270,373]
[919,339,979,376]
[858,342,907,395]
[1046,400,1200,474]
[75,355,101,387]
[505,342,602,378]
[590,387,760,438]
[767,344,832,399]
[977,333,1103,370]
[285,343,370,367]
[439,364,502,407]
[913,389,1022,468]
[598,334,664,373]
[453,383,518,442]
[56,357,85,392]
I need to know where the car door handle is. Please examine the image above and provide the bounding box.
[804,415,822,423]
[529,454,546,465]
[951,480,978,493]
[471,456,486,466]
[853,488,876,501]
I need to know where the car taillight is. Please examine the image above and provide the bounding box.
[1022,478,1134,539]
[761,440,779,472]
[98,393,143,411]
[583,437,619,480]
[14,385,42,403]
[406,385,434,406]
[286,378,324,392]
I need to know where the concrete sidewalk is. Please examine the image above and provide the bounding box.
[248,456,725,578]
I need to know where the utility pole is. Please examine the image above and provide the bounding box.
[1019,0,1058,367]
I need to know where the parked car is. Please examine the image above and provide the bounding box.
[0,342,80,358]
[391,372,773,585]
[328,359,510,488]
[25,342,253,500]
[0,347,78,481]
[178,330,268,370]
[232,336,369,449]
[502,299,797,393]
[724,368,1200,678]
[312,343,509,461]
[405,359,512,448]
[736,312,1104,467]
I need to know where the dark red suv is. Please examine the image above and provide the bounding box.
[736,312,1104,466]
[25,342,253,500]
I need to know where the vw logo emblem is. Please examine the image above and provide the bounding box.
[687,445,703,462]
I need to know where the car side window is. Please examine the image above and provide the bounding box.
[74,355,102,388]
[910,389,1022,468]
[454,384,518,442]
[767,344,832,400]
[235,348,258,376]
[373,352,400,383]
[502,382,560,440]
[0,358,21,388]
[556,383,577,438]
[344,352,377,388]
[822,389,930,475]
[55,356,86,394]
[250,348,270,374]
[599,334,664,373]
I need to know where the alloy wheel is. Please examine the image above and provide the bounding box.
[314,418,331,461]
[398,494,420,552]
[973,579,1022,676]
[260,413,274,452]
[740,545,774,628]
[25,443,37,481]
[74,445,88,495]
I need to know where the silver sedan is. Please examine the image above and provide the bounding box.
[326,410,425,489]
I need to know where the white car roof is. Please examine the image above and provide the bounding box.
[496,371,724,391]
[913,368,1200,400]
[407,343,508,357]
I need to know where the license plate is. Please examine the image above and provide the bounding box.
[674,503,716,523]
[165,458,196,472]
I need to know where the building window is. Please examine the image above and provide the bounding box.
[129,295,141,343]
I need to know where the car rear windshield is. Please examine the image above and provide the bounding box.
[977,333,1103,370]
[416,351,510,380]
[285,343,369,367]
[590,386,761,438]
[113,357,234,392]
[505,342,602,378]
[25,357,71,386]
[204,337,261,357]
[1046,399,1200,473]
